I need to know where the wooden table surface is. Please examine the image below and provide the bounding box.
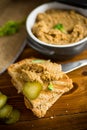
[0,0,87,130]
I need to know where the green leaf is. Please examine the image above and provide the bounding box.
[0,19,25,37]
[32,59,45,63]
[53,24,63,30]
[53,23,67,33]
[48,82,53,91]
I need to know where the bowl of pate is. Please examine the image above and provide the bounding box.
[26,2,87,60]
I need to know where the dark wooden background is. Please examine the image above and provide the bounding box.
[0,0,87,129]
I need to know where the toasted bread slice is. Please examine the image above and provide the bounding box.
[8,58,73,118]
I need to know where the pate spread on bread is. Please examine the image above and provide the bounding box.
[8,58,73,118]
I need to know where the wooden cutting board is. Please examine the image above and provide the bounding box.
[0,0,87,129]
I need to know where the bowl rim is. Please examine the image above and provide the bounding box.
[26,1,87,48]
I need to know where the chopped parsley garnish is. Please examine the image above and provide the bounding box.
[32,59,45,63]
[0,19,25,37]
[48,82,53,91]
[53,23,67,33]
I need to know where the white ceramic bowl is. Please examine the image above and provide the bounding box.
[26,2,87,60]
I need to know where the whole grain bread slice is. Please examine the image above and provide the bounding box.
[8,58,73,118]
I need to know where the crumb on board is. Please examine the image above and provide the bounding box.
[50,116,54,119]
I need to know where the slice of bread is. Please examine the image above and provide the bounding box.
[8,58,73,118]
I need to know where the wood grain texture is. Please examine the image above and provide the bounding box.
[0,0,87,129]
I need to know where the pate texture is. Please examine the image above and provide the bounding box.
[32,9,87,45]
